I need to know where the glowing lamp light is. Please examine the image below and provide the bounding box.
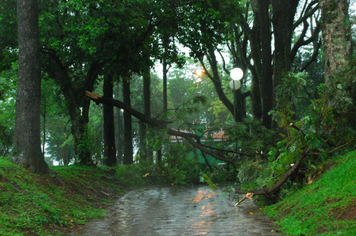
[230,67,243,80]
[229,80,241,90]
[194,68,205,77]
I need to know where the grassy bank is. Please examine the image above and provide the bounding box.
[0,157,133,236]
[264,151,356,235]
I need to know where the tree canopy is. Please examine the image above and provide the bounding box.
[0,0,355,199]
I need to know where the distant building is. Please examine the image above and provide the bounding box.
[169,128,228,165]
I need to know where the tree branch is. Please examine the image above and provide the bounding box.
[235,145,311,206]
[86,91,237,167]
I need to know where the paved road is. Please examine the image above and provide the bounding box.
[71,186,280,236]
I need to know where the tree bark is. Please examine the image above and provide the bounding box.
[320,0,352,84]
[103,74,116,166]
[13,0,49,173]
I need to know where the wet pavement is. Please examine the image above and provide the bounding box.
[71,186,280,236]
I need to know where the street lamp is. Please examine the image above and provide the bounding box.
[229,67,243,90]
[230,67,244,81]
[229,80,241,90]
[194,68,205,77]
[229,67,244,156]
[229,67,243,122]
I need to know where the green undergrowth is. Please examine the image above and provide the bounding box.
[0,157,128,236]
[264,151,356,235]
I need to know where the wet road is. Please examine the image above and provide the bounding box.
[71,186,280,236]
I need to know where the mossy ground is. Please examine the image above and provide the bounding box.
[264,151,356,235]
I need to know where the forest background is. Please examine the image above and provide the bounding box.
[0,0,356,208]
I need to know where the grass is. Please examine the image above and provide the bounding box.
[263,151,356,235]
[0,157,129,236]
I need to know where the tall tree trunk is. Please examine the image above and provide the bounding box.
[205,45,235,116]
[44,54,104,165]
[248,10,263,121]
[67,97,93,166]
[42,101,46,154]
[13,0,49,173]
[103,74,116,166]
[230,26,247,122]
[271,0,299,101]
[142,57,152,161]
[320,0,352,84]
[157,45,170,164]
[123,77,133,164]
[258,0,273,129]
[239,1,263,121]
[115,81,123,164]
[44,56,105,166]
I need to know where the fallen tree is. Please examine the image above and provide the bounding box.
[234,145,310,206]
[85,91,314,205]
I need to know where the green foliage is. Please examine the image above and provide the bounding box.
[0,63,17,155]
[177,0,242,58]
[264,151,356,235]
[145,127,170,152]
[41,78,75,165]
[0,0,17,71]
[273,72,311,121]
[201,173,217,191]
[154,144,202,185]
[114,164,146,187]
[238,67,356,197]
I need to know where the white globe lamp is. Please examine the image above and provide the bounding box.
[230,67,243,81]
[229,80,241,90]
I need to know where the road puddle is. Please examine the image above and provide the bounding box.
[70,186,280,235]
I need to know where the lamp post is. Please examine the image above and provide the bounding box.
[229,67,243,122]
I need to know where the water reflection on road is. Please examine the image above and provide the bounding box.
[71,186,280,236]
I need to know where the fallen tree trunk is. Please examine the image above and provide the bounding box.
[85,91,237,167]
[235,145,310,206]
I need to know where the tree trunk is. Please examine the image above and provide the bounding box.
[271,0,299,91]
[258,0,273,129]
[157,47,169,164]
[13,0,49,173]
[42,100,46,154]
[205,45,235,117]
[248,9,263,121]
[43,55,105,166]
[142,57,152,161]
[320,0,352,84]
[123,77,133,164]
[115,81,123,164]
[103,74,116,166]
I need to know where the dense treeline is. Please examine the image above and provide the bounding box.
[0,0,355,198]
